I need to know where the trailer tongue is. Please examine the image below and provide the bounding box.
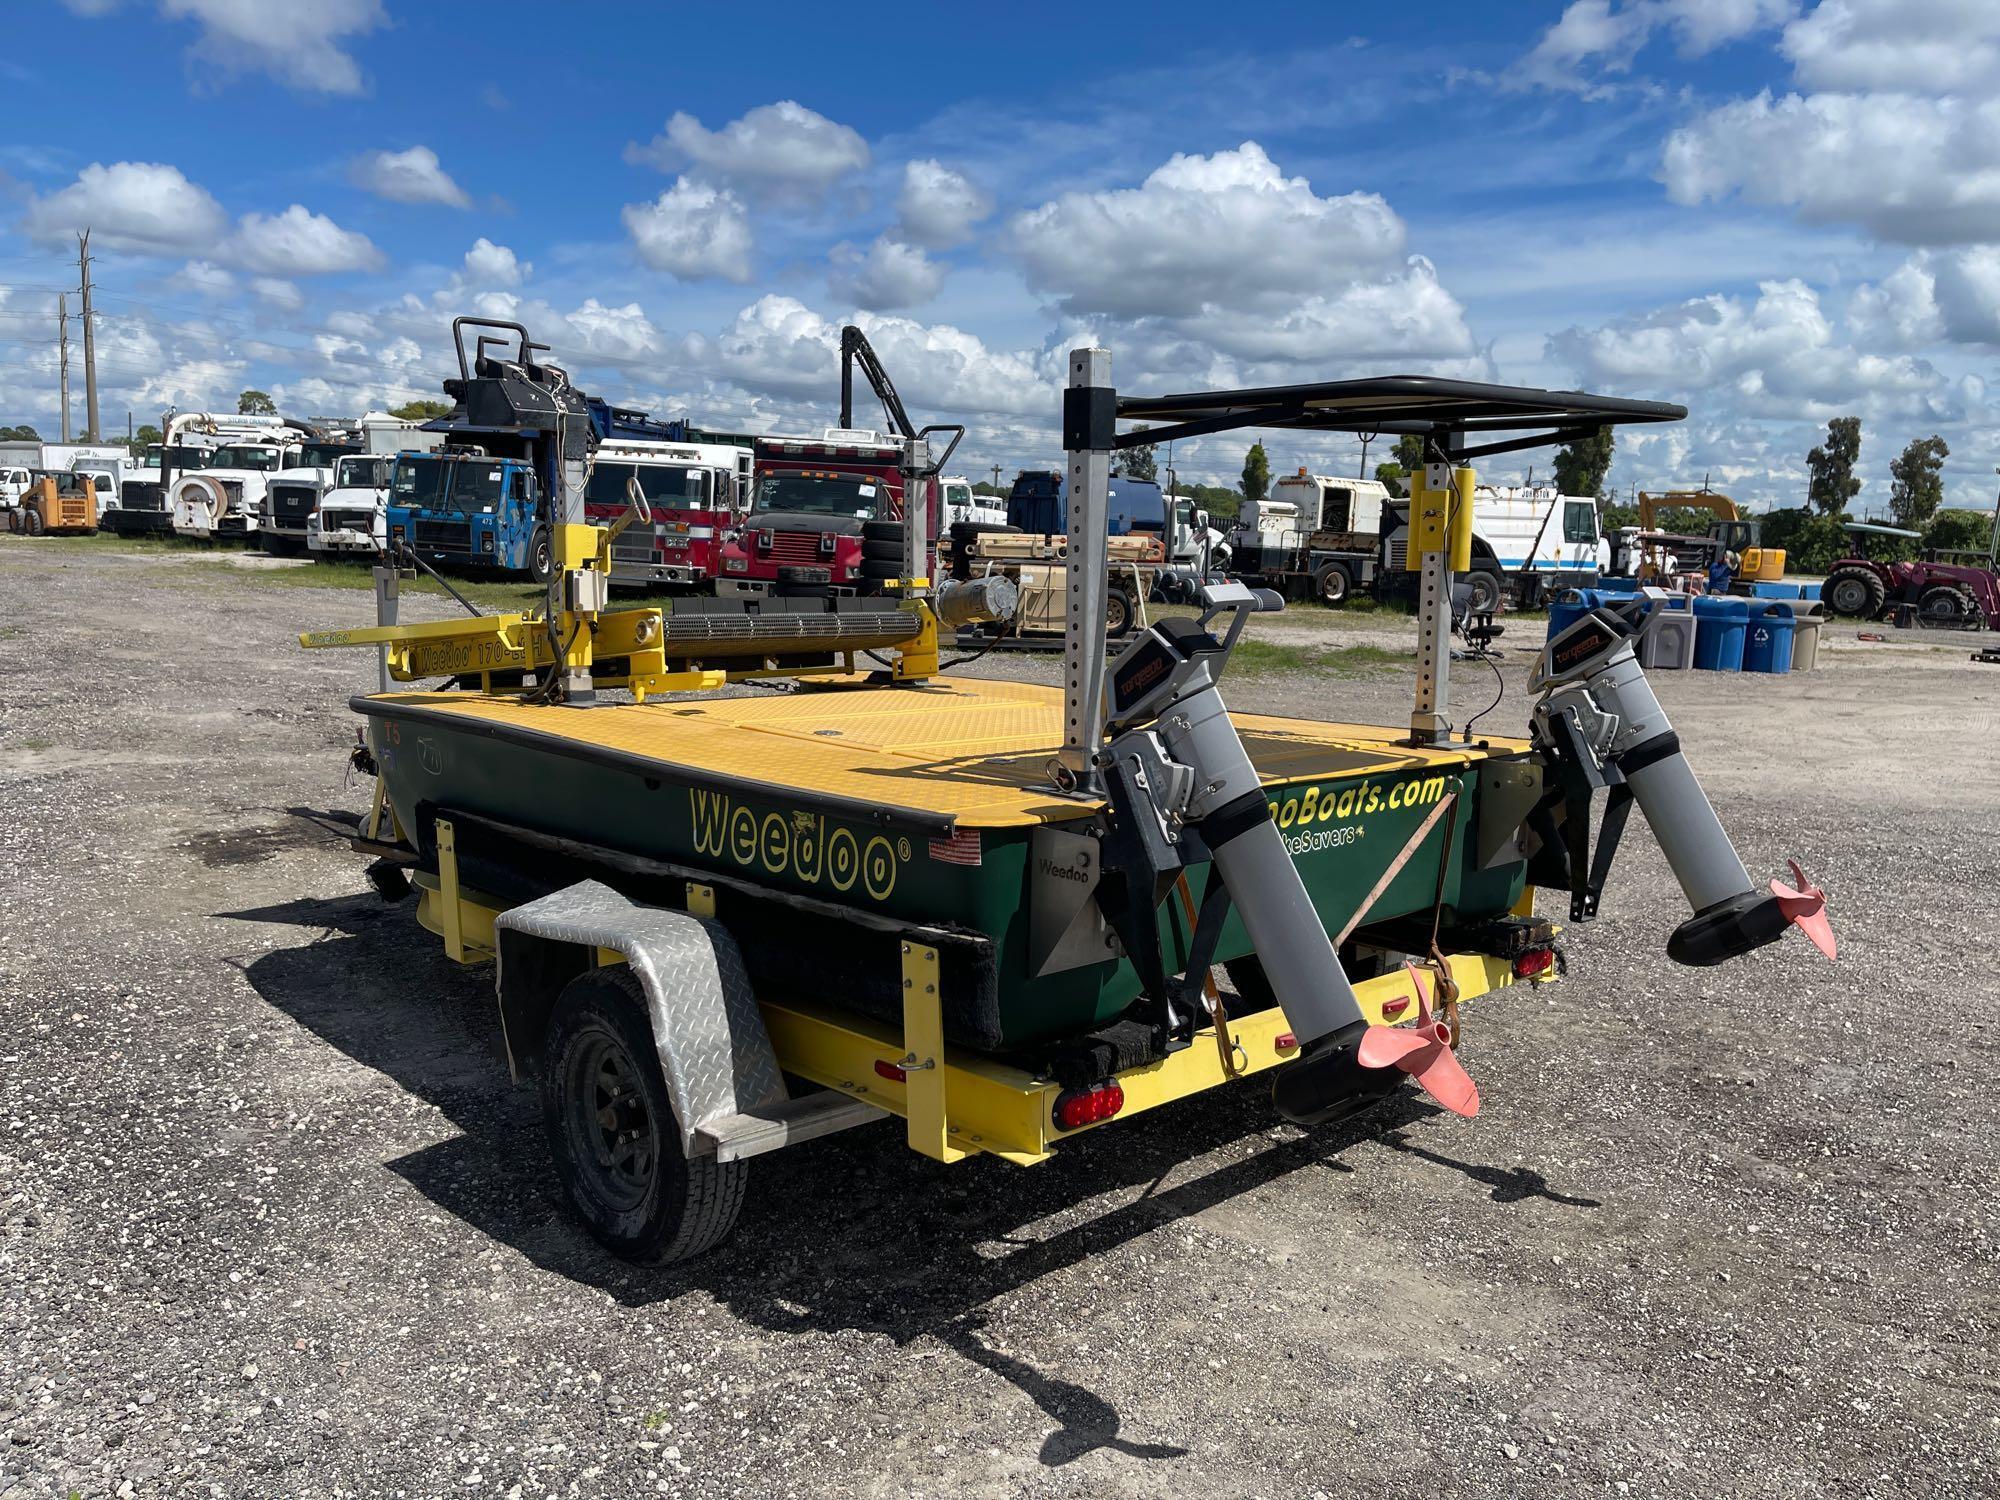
[300,338,1836,1263]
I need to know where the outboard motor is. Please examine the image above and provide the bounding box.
[1527,596,1835,965]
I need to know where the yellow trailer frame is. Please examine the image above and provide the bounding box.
[413,815,1541,1169]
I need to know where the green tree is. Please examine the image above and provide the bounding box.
[1241,442,1269,506]
[1598,500,1639,534]
[389,398,453,421]
[1374,461,1407,497]
[1117,423,1158,483]
[1806,416,1862,517]
[970,480,1008,498]
[127,422,162,457]
[1183,481,1242,522]
[1922,507,1995,557]
[0,424,41,441]
[237,389,276,416]
[1887,434,1948,530]
[1551,427,1615,497]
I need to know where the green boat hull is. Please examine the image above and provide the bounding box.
[365,705,1529,1051]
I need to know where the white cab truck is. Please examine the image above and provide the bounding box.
[942,476,1007,528]
[1228,472,1392,605]
[1383,484,1606,608]
[265,414,440,554]
[309,453,406,557]
[167,416,315,540]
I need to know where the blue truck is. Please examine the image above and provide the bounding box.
[383,450,542,572]
[1006,469,1169,540]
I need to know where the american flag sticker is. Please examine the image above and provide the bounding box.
[928,828,983,866]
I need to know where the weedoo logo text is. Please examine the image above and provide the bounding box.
[689,790,907,902]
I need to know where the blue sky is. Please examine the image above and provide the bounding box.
[2,0,1997,513]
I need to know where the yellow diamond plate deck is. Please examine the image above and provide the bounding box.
[366,676,1529,829]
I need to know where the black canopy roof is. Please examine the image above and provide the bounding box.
[1113,374,1685,461]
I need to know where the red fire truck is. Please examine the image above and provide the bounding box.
[586,436,752,591]
[713,427,939,598]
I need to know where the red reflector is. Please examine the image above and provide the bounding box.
[1274,1032,1298,1052]
[1515,948,1556,978]
[1054,1082,1125,1131]
[873,1059,907,1082]
[1381,997,1410,1017]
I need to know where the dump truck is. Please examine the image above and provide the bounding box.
[299,356,1835,1266]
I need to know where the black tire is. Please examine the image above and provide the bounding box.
[528,525,553,585]
[1314,560,1351,606]
[861,536,903,561]
[1823,566,1885,619]
[21,509,44,537]
[1463,567,1505,616]
[949,521,1019,544]
[857,557,904,580]
[542,966,747,1264]
[1105,587,1134,638]
[860,519,903,546]
[1918,583,1979,628]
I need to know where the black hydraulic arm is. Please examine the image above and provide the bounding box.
[839,325,914,438]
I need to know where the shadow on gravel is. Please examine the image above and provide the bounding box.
[229,889,1532,1467]
[1378,1130,1602,1208]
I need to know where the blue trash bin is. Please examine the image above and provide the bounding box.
[1691,596,1748,671]
[1743,602,1795,674]
[1547,588,1593,644]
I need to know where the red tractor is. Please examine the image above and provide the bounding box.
[1821,522,2000,629]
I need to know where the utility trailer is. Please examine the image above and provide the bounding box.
[300,358,1835,1264]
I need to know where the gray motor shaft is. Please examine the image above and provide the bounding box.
[1157,682,1366,1045]
[1569,643,1752,913]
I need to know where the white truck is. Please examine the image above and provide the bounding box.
[1382,484,1606,609]
[167,416,317,540]
[941,475,1007,528]
[1227,471,1393,605]
[265,413,442,555]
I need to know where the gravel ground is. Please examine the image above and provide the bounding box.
[1,539,1995,1499]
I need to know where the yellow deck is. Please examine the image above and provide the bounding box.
[372,676,1529,829]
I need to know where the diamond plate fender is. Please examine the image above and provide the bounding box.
[493,880,787,1156]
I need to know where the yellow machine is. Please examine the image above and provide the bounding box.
[1636,489,1784,583]
[3,471,100,536]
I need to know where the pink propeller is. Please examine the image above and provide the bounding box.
[1771,859,1837,960]
[1356,964,1480,1118]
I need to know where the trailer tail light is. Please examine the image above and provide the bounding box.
[873,1058,907,1083]
[1274,1032,1299,1053]
[1515,948,1556,979]
[1053,1082,1124,1131]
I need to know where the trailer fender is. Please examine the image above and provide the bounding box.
[492,879,787,1155]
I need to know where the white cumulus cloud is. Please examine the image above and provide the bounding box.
[829,237,943,311]
[462,237,528,287]
[160,0,387,95]
[627,100,869,203]
[622,179,753,282]
[1662,92,2000,245]
[23,161,227,253]
[1507,0,1796,93]
[895,160,991,249]
[350,146,472,208]
[250,276,303,311]
[1782,0,2000,96]
[230,204,383,275]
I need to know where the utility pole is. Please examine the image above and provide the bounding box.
[78,230,99,441]
[1989,466,1999,567]
[1357,433,1372,479]
[989,463,1001,490]
[57,293,71,443]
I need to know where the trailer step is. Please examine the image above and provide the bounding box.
[696,1090,889,1162]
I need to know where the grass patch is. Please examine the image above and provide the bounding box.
[1230,639,1406,676]
[21,738,55,751]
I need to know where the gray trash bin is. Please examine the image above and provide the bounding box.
[1790,601,1827,671]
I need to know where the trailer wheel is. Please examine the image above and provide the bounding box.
[1105,587,1134,638]
[542,966,747,1264]
[1313,561,1351,606]
[529,526,553,585]
[1463,568,1504,616]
